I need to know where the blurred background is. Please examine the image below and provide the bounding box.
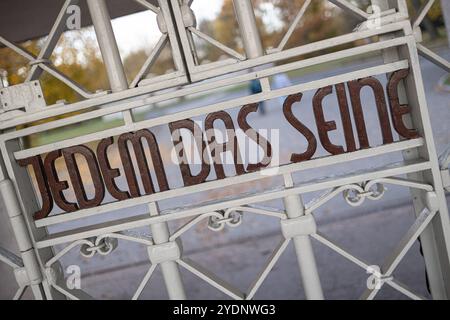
[0,0,449,300]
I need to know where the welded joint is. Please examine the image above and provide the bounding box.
[80,237,118,258]
[14,267,31,288]
[28,59,51,66]
[13,250,45,287]
[180,4,196,28]
[441,170,450,193]
[44,262,64,285]
[147,239,182,265]
[280,214,317,239]
[156,10,168,34]
[413,27,423,43]
[366,266,393,287]
[424,191,439,213]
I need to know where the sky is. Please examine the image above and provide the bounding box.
[110,0,225,56]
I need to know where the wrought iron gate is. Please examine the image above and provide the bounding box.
[0,0,450,300]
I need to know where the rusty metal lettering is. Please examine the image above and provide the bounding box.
[118,129,169,196]
[44,150,78,213]
[62,145,105,209]
[313,86,345,155]
[17,156,53,220]
[283,93,317,162]
[336,83,357,152]
[238,103,272,172]
[169,119,211,186]
[387,69,420,139]
[97,137,130,201]
[205,111,246,179]
[348,76,394,148]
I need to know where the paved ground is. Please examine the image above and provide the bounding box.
[0,49,449,300]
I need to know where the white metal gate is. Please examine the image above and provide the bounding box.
[0,0,450,300]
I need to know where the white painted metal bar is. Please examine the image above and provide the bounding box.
[86,0,133,124]
[276,0,311,52]
[188,27,246,61]
[6,59,409,145]
[312,232,371,271]
[129,35,169,88]
[148,202,186,300]
[328,0,370,20]
[34,139,425,228]
[12,286,27,300]
[360,208,436,300]
[86,0,128,93]
[412,0,436,29]
[382,209,436,276]
[34,160,431,249]
[0,246,23,268]
[25,0,78,82]
[246,238,291,300]
[375,0,450,299]
[0,179,44,299]
[132,264,158,300]
[133,0,160,14]
[232,0,270,91]
[0,22,408,131]
[38,63,106,99]
[404,36,450,299]
[386,279,426,300]
[283,174,324,300]
[178,258,245,300]
[417,43,450,73]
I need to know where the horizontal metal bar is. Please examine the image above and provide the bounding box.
[35,138,424,229]
[0,21,408,132]
[35,159,431,248]
[13,57,409,158]
[189,20,407,82]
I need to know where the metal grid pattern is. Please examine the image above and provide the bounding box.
[0,0,449,300]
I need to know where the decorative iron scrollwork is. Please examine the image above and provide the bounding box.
[207,209,243,231]
[343,182,386,207]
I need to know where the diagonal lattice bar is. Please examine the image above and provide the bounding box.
[328,0,369,21]
[178,257,245,300]
[0,246,23,269]
[26,0,79,82]
[246,238,291,300]
[188,27,246,61]
[360,208,436,300]
[276,0,312,52]
[130,35,169,88]
[132,264,158,300]
[412,0,436,29]
[417,43,450,73]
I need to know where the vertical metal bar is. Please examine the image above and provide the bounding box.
[148,202,186,300]
[86,0,133,123]
[283,174,324,300]
[373,0,450,299]
[232,0,271,91]
[0,179,45,299]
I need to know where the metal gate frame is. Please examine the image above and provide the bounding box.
[0,0,449,300]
